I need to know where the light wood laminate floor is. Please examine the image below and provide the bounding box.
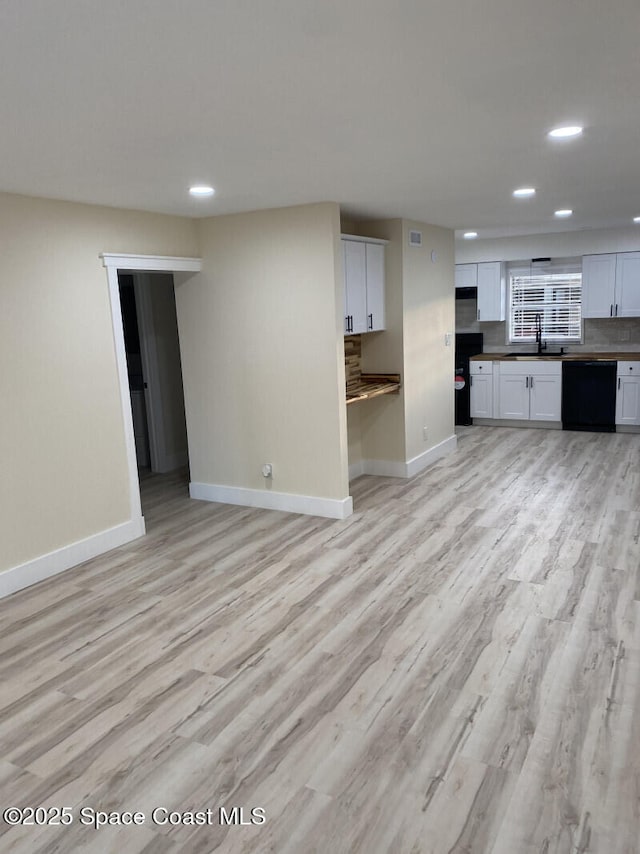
[1,426,639,854]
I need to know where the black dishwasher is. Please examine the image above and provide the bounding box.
[562,361,617,432]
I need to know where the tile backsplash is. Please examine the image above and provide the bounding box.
[456,298,640,352]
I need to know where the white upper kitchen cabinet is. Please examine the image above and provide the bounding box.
[582,252,640,318]
[582,254,617,318]
[342,236,386,335]
[455,264,478,288]
[476,262,505,322]
[615,252,640,317]
[343,240,367,334]
[365,242,385,331]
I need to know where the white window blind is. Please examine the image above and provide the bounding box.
[509,268,582,342]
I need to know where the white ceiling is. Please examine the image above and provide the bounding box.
[2,0,639,238]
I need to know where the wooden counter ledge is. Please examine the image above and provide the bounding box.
[346,373,401,405]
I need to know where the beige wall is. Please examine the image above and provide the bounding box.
[401,220,456,461]
[176,202,349,500]
[0,192,198,574]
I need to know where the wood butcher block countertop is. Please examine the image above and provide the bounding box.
[470,352,640,361]
[346,373,401,404]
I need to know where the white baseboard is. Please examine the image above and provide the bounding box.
[190,482,353,520]
[349,434,457,481]
[0,517,145,600]
[361,459,409,478]
[348,460,365,481]
[405,434,457,477]
[473,418,561,430]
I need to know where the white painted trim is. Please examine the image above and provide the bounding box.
[361,459,409,478]
[340,234,389,245]
[101,254,202,272]
[348,460,366,481]
[190,482,353,520]
[349,435,458,481]
[0,518,145,600]
[104,261,144,522]
[404,434,457,478]
[473,418,562,429]
[101,253,202,526]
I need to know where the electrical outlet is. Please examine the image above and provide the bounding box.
[262,463,273,478]
[422,426,428,442]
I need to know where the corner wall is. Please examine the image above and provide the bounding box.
[402,220,456,464]
[176,202,350,517]
[0,192,198,584]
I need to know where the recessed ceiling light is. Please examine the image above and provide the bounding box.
[463,232,478,239]
[189,185,215,197]
[548,126,583,139]
[513,187,536,198]
[634,216,640,223]
[554,209,573,218]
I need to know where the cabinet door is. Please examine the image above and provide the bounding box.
[498,375,529,419]
[581,254,617,318]
[616,375,640,425]
[529,375,562,421]
[343,240,367,334]
[455,264,477,288]
[476,262,505,321]
[470,375,493,418]
[365,243,385,331]
[615,252,640,317]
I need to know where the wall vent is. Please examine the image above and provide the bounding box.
[409,230,422,247]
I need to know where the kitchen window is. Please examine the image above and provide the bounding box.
[508,263,582,343]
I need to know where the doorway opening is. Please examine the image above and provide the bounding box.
[118,272,189,516]
[101,252,202,539]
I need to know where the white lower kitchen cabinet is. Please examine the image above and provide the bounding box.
[529,374,562,421]
[470,361,493,418]
[498,374,529,419]
[497,361,562,421]
[470,374,493,417]
[616,363,640,425]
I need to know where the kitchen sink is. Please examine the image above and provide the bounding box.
[509,351,564,358]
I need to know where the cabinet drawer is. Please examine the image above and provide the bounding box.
[470,360,493,375]
[499,360,561,376]
[617,360,640,375]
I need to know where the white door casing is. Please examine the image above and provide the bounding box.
[101,254,202,529]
